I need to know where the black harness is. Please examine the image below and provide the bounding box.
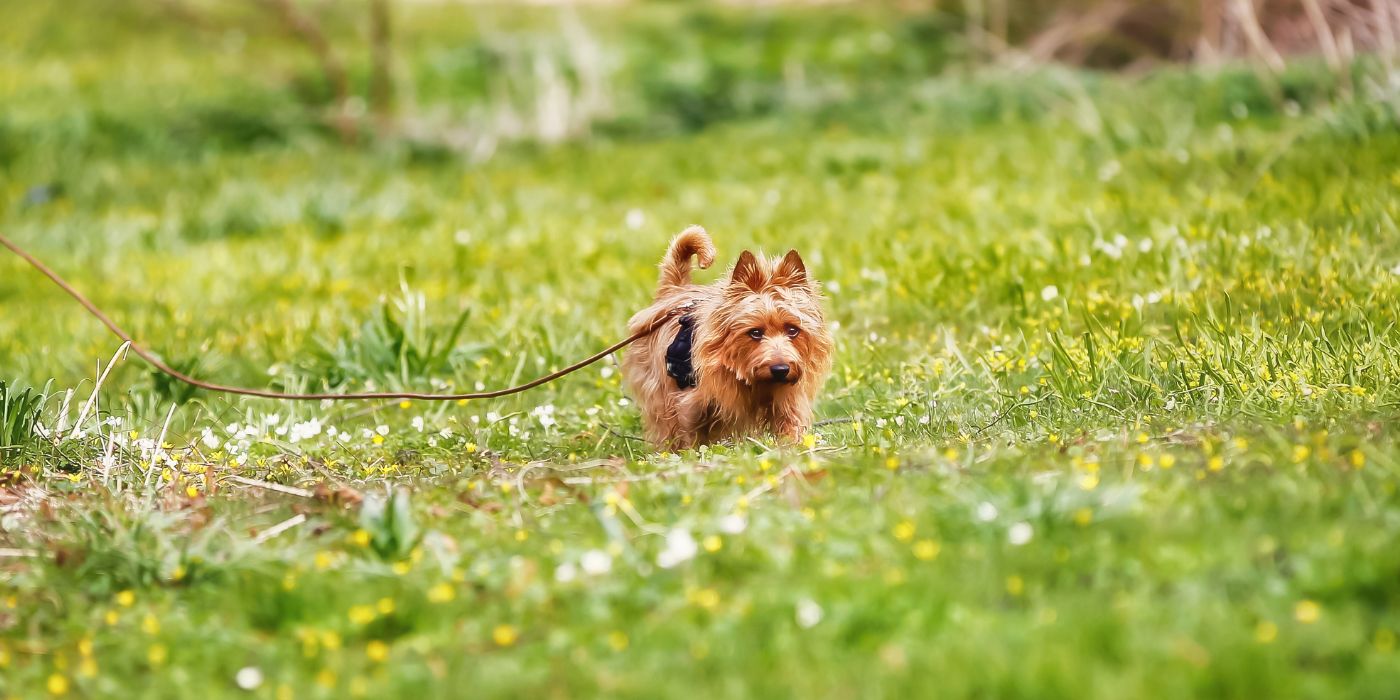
[665,314,698,389]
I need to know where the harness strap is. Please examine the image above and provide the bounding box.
[665,314,698,389]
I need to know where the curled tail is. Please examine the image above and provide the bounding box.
[657,225,716,290]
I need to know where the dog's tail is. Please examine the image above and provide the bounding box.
[657,226,716,290]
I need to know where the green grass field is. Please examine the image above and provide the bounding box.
[4,2,1400,698]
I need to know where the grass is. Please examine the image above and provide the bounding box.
[3,2,1400,698]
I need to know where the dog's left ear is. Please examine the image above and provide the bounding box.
[771,250,809,289]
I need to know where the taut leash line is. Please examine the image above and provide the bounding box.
[0,232,670,401]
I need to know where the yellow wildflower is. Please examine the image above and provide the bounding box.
[427,582,456,603]
[913,539,941,561]
[348,605,376,625]
[1006,575,1024,596]
[1295,600,1320,623]
[493,624,519,647]
[691,588,721,610]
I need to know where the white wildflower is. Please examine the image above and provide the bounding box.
[657,529,698,569]
[554,562,578,583]
[288,419,321,443]
[580,549,612,576]
[718,514,747,535]
[531,404,557,429]
[1009,522,1034,546]
[976,502,998,522]
[235,666,264,691]
[795,598,824,629]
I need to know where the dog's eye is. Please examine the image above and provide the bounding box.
[786,325,801,338]
[747,328,764,340]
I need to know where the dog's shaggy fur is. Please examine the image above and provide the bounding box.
[622,226,832,448]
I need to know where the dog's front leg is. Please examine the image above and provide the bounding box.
[769,395,813,443]
[667,392,715,450]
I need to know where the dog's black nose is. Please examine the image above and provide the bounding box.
[770,364,790,381]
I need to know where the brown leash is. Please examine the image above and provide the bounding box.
[0,232,675,401]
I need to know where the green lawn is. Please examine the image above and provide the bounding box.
[3,3,1400,698]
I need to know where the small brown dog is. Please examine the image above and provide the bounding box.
[622,226,833,448]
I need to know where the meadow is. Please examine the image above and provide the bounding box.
[3,2,1400,698]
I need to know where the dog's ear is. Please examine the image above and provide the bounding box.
[729,250,765,292]
[771,250,808,289]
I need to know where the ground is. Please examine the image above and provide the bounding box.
[2,2,1400,698]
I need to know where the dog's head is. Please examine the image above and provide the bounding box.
[697,249,832,391]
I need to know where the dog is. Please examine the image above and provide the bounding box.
[622,226,832,449]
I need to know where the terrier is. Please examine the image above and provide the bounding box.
[622,226,833,449]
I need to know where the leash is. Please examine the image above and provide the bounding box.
[0,232,678,402]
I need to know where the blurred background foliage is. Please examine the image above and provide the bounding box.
[2,0,1396,169]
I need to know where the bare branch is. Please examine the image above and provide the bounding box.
[369,0,396,131]
[249,0,356,141]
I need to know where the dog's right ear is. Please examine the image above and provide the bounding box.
[771,250,809,289]
[729,250,765,292]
